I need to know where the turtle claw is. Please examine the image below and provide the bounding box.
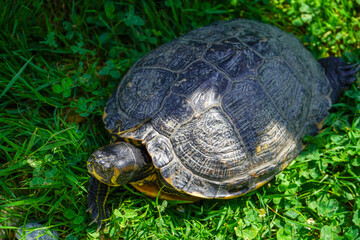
[339,62,360,81]
[339,62,359,70]
[87,203,109,231]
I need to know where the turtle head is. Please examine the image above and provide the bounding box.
[87,142,150,186]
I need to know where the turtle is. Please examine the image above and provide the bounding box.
[87,19,359,229]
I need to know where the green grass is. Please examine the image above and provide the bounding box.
[0,0,359,239]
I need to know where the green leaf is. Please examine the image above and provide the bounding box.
[64,209,77,220]
[79,112,90,117]
[125,14,145,26]
[149,37,157,44]
[105,60,114,68]
[113,209,122,218]
[52,84,63,93]
[345,226,359,240]
[63,21,72,31]
[45,167,57,178]
[242,225,258,240]
[308,149,320,160]
[26,157,42,168]
[158,200,168,213]
[307,200,317,211]
[99,67,110,76]
[40,32,58,48]
[318,199,339,218]
[273,197,281,204]
[330,135,343,144]
[124,209,139,218]
[278,181,290,192]
[62,89,71,98]
[234,226,242,238]
[86,16,97,24]
[109,48,121,58]
[299,3,312,13]
[320,225,338,240]
[301,14,313,24]
[100,32,113,44]
[292,17,303,27]
[66,31,75,40]
[276,226,292,240]
[61,78,72,89]
[86,228,100,238]
[352,158,360,167]
[309,167,320,178]
[77,97,87,111]
[30,177,45,187]
[353,209,360,226]
[104,1,115,19]
[243,209,257,226]
[284,210,298,219]
[72,215,85,224]
[79,73,92,85]
[65,235,78,240]
[109,70,121,79]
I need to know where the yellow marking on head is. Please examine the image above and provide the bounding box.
[87,162,120,187]
[88,163,101,179]
[110,168,121,186]
[88,163,107,185]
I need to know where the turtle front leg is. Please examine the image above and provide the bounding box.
[88,176,110,231]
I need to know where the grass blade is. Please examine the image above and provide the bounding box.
[0,56,33,98]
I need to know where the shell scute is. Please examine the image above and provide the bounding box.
[204,39,263,80]
[137,40,207,71]
[151,94,194,137]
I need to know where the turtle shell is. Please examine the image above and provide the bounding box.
[103,19,331,198]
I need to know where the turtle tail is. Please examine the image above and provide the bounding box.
[318,57,359,103]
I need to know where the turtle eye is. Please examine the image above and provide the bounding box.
[98,159,112,171]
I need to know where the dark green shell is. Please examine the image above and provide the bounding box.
[104,19,331,198]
